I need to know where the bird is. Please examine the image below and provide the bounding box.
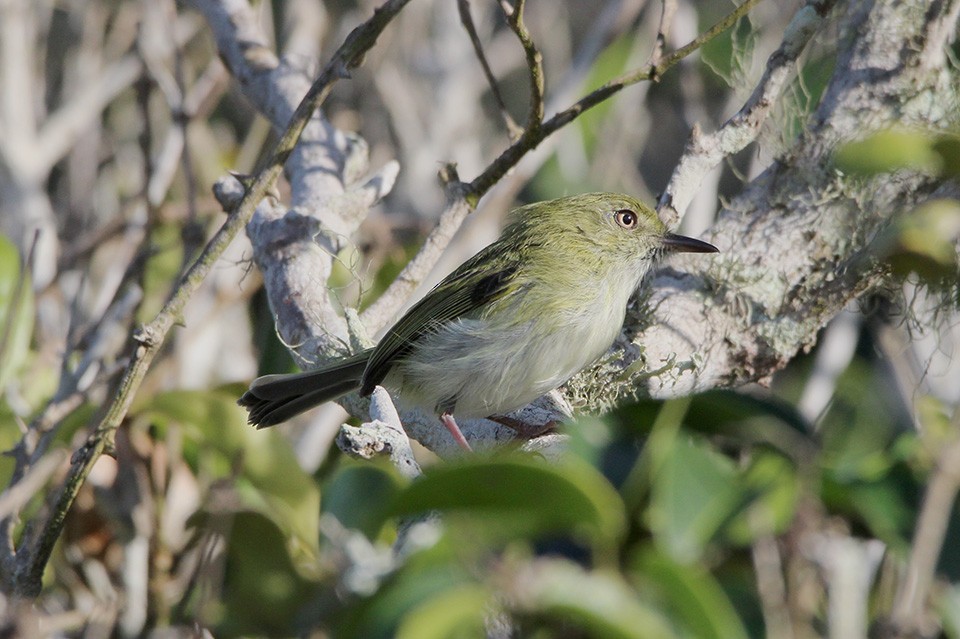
[238,192,718,450]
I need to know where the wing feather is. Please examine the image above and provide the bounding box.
[360,245,521,396]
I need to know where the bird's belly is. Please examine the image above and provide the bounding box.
[391,312,622,418]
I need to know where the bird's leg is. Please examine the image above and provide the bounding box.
[440,412,473,451]
[489,415,557,439]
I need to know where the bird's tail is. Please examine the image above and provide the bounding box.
[238,350,372,428]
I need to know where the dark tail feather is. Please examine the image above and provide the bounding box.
[238,350,371,428]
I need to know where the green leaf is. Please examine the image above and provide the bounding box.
[723,451,800,544]
[683,390,816,461]
[391,455,627,549]
[323,463,405,540]
[835,129,944,175]
[822,469,919,549]
[0,234,34,390]
[873,199,960,283]
[137,388,321,567]
[700,12,756,87]
[646,435,745,562]
[336,555,473,639]
[940,583,960,639]
[933,134,960,178]
[200,511,321,637]
[633,548,749,639]
[395,583,491,639]
[510,559,678,639]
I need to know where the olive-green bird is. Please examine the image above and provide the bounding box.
[239,193,717,449]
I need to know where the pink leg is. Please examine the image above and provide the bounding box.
[440,412,473,451]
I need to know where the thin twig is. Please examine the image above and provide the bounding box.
[467,0,763,198]
[650,0,678,71]
[657,0,833,227]
[0,451,68,521]
[359,0,759,334]
[24,19,200,182]
[889,436,960,632]
[10,0,413,598]
[169,1,204,267]
[500,0,544,135]
[358,185,471,330]
[457,0,522,139]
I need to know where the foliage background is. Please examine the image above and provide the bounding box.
[0,0,958,636]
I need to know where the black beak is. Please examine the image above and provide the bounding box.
[661,233,719,253]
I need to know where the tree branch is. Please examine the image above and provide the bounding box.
[500,0,545,135]
[658,0,836,228]
[466,0,763,198]
[8,0,410,598]
[581,0,960,408]
[457,0,523,139]
[361,0,762,336]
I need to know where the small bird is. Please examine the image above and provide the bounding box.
[239,193,717,449]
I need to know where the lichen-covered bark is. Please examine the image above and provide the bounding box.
[584,0,960,406]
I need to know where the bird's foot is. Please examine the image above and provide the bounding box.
[489,415,557,439]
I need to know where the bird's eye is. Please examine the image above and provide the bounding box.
[614,209,638,230]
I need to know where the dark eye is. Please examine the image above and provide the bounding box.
[614,209,638,230]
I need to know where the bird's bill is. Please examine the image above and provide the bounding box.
[661,233,719,253]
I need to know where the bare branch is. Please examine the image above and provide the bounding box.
[28,17,201,182]
[650,0,678,69]
[888,436,960,633]
[9,0,411,597]
[501,0,545,135]
[336,387,422,479]
[658,0,835,228]
[467,0,763,198]
[591,0,960,406]
[457,0,523,138]
[360,0,754,335]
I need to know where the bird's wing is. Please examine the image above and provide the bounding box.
[360,244,521,395]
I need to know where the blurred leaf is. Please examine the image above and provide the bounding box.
[941,584,960,639]
[395,583,491,639]
[700,13,756,87]
[607,391,814,464]
[363,239,421,311]
[337,552,473,639]
[916,395,957,458]
[138,221,185,321]
[684,390,815,460]
[323,462,405,540]
[819,359,906,481]
[510,559,678,639]
[633,548,749,639]
[933,134,960,177]
[579,32,636,152]
[203,511,321,637]
[723,451,800,544]
[872,199,960,283]
[822,467,919,549]
[0,234,34,390]
[138,389,321,568]
[646,434,745,562]
[391,455,626,550]
[835,129,944,175]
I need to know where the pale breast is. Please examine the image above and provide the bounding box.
[390,297,626,418]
